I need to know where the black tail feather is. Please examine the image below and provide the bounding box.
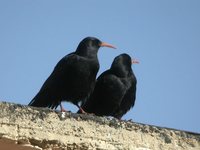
[28,91,59,109]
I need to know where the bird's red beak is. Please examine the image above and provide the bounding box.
[132,58,139,64]
[100,42,116,49]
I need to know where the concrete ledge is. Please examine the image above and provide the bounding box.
[0,101,200,150]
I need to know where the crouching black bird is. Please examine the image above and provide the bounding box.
[28,37,116,112]
[79,53,138,119]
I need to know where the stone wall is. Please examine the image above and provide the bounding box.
[0,101,200,150]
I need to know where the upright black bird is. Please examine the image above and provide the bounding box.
[80,53,138,119]
[28,37,116,112]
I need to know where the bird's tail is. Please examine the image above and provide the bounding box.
[28,91,59,109]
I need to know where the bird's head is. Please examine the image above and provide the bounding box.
[111,53,138,77]
[76,37,116,57]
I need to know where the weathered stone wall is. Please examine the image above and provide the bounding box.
[0,101,200,150]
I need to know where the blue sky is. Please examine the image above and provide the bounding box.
[0,0,200,133]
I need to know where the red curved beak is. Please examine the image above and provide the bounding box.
[100,42,116,49]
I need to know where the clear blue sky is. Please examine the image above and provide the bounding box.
[0,0,200,133]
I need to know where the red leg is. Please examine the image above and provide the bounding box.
[75,104,86,114]
[60,103,68,112]
[79,107,86,114]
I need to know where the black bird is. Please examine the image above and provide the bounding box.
[28,37,116,112]
[79,53,138,119]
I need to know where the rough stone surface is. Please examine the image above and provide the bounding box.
[0,101,200,150]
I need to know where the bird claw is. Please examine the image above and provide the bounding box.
[60,103,70,112]
[61,108,69,112]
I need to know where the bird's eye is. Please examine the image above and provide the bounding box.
[92,40,99,47]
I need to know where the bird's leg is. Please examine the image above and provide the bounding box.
[79,107,86,114]
[60,102,68,112]
[75,104,86,114]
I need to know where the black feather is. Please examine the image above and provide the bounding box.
[80,53,137,119]
[29,37,114,110]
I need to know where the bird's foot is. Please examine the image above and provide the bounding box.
[60,103,70,112]
[78,107,87,114]
[61,108,69,112]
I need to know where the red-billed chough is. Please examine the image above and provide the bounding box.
[28,37,116,112]
[79,53,138,119]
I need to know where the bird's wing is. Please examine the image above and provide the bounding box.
[96,72,128,113]
[38,52,79,91]
[28,53,78,107]
[122,74,137,108]
[113,75,137,119]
